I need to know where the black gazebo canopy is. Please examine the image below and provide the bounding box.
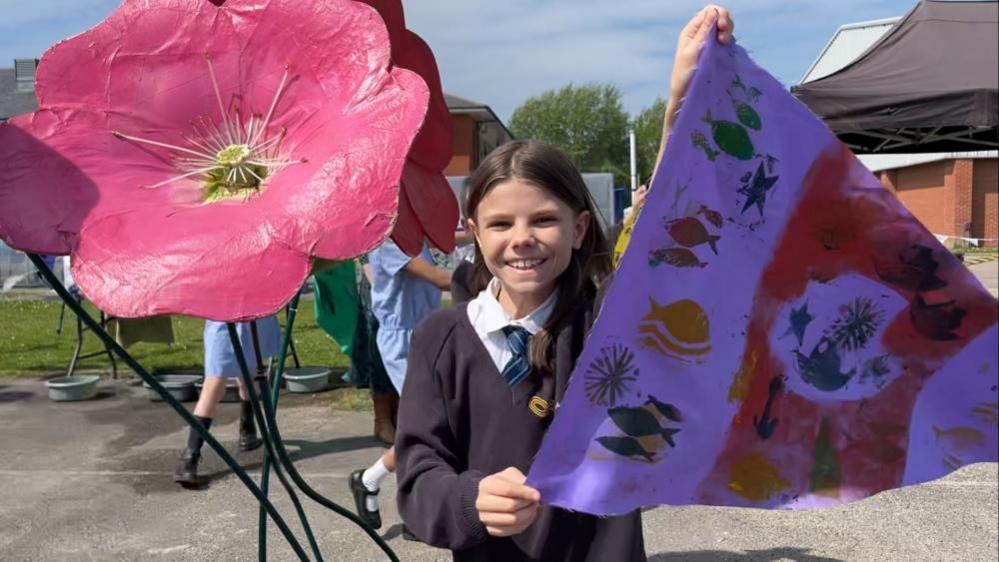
[792,0,998,154]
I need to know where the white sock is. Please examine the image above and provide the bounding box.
[361,459,391,512]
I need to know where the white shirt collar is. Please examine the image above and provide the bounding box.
[471,278,558,336]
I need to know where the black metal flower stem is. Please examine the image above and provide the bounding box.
[226,323,322,562]
[26,253,309,562]
[253,292,400,562]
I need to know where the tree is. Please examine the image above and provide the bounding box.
[631,97,667,187]
[509,83,630,185]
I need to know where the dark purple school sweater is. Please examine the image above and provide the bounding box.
[395,302,646,562]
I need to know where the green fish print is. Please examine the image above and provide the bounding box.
[734,100,762,131]
[608,406,681,447]
[691,130,720,161]
[595,436,656,463]
[703,110,755,160]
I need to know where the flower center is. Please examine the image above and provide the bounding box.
[111,57,305,203]
[217,144,251,166]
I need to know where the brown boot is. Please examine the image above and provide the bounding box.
[372,394,396,445]
[389,392,400,428]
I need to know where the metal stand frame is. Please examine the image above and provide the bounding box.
[29,254,398,562]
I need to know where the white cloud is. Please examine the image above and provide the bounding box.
[403,0,913,120]
[1,0,914,121]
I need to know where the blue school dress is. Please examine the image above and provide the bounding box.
[203,315,281,377]
[368,239,441,393]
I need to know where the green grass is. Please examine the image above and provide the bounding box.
[952,247,998,255]
[0,297,349,378]
[331,387,374,411]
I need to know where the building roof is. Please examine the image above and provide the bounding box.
[804,7,996,165]
[0,68,39,121]
[445,93,489,110]
[799,18,900,84]
[444,91,513,139]
[793,1,999,154]
[858,150,998,172]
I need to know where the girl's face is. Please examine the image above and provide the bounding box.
[468,178,590,315]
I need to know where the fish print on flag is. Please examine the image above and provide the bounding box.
[527,33,998,515]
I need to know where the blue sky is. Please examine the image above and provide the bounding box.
[0,0,918,120]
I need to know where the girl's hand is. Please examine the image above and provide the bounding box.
[475,467,541,537]
[670,5,735,104]
[651,4,734,183]
[632,184,649,212]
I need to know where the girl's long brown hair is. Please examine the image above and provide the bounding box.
[464,140,612,376]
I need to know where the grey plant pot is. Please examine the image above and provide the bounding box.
[283,367,331,393]
[47,375,100,402]
[143,374,201,402]
[194,376,266,403]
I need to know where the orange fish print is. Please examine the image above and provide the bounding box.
[639,298,711,363]
[665,216,720,254]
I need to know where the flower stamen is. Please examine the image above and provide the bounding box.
[251,63,290,147]
[112,131,215,161]
[114,60,302,204]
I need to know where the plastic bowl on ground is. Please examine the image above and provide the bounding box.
[282,367,332,393]
[143,374,201,402]
[194,376,267,402]
[47,375,101,402]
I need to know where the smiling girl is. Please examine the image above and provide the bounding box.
[394,6,734,560]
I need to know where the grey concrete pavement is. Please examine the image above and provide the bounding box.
[0,379,996,562]
[969,260,999,298]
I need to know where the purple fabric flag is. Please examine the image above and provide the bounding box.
[527,34,999,515]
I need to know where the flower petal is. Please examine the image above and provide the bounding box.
[396,31,454,172]
[402,161,459,253]
[0,109,177,255]
[73,209,311,321]
[2,0,433,322]
[391,184,426,257]
[301,67,430,260]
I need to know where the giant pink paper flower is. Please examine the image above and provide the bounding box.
[359,0,459,255]
[0,0,431,321]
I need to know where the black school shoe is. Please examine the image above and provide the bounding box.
[173,449,201,487]
[349,469,382,529]
[238,429,263,452]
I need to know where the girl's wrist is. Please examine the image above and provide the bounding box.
[663,98,681,135]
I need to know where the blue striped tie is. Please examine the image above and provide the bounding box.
[501,326,532,386]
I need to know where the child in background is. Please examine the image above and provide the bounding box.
[394,7,734,559]
[451,177,478,303]
[352,256,401,445]
[174,316,280,487]
[349,237,452,530]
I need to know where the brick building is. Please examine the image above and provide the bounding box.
[443,93,513,176]
[872,154,998,247]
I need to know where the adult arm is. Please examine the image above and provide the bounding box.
[403,256,452,291]
[652,5,735,184]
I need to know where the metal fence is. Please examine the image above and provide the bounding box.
[0,241,63,289]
